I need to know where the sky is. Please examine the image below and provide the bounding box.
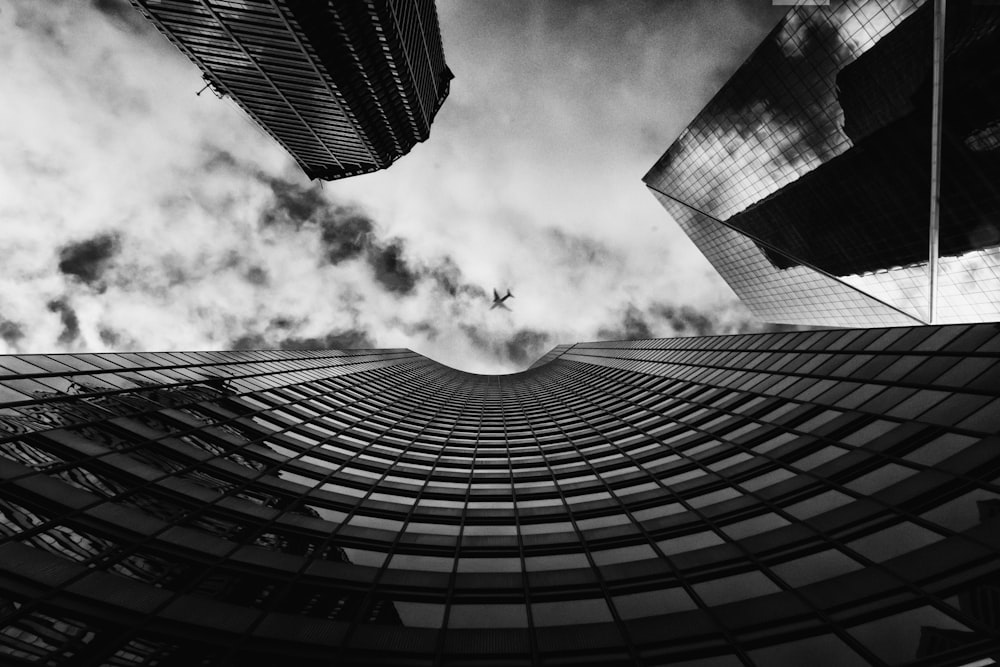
[0,0,791,374]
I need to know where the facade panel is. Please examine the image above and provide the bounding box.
[645,0,1000,326]
[1,326,1000,665]
[130,0,453,181]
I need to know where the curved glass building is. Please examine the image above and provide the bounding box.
[2,323,1000,665]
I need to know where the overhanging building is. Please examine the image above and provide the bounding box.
[130,0,453,180]
[1,325,1000,665]
[644,0,1000,327]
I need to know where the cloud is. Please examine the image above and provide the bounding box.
[256,173,419,293]
[229,333,268,351]
[11,4,70,49]
[245,163,491,301]
[596,301,804,342]
[98,325,125,348]
[46,298,80,346]
[90,0,152,34]
[597,304,654,341]
[458,324,553,368]
[398,319,440,341]
[230,328,375,351]
[426,256,487,300]
[504,329,552,367]
[366,240,418,295]
[280,330,375,350]
[544,227,614,268]
[0,319,24,347]
[648,303,715,337]
[261,177,327,228]
[0,0,791,373]
[257,173,373,264]
[244,265,269,286]
[319,213,375,264]
[57,232,120,286]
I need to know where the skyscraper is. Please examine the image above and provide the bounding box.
[644,0,1000,328]
[129,0,453,181]
[1,323,999,665]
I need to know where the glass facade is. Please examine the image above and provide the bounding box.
[1,325,1000,665]
[130,0,453,181]
[644,0,1000,326]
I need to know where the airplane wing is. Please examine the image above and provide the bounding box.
[492,288,500,300]
[494,301,511,311]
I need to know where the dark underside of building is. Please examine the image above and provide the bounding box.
[130,0,453,181]
[728,3,1000,277]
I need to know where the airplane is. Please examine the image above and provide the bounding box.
[491,288,514,310]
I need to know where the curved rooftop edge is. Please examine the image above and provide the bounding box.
[1,323,1000,665]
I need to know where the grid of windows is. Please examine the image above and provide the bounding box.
[1,324,999,665]
[130,0,452,181]
[644,0,1000,326]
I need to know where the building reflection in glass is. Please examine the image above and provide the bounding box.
[645,0,1000,325]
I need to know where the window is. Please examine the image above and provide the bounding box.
[532,597,613,626]
[448,603,528,628]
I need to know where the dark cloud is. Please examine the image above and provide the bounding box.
[459,324,489,350]
[13,5,68,49]
[367,240,418,295]
[256,174,417,293]
[263,178,327,227]
[504,329,552,367]
[202,147,240,172]
[319,212,374,264]
[649,303,715,336]
[597,304,654,341]
[400,320,440,341]
[599,302,800,341]
[600,302,819,341]
[230,333,269,351]
[160,254,195,288]
[98,325,138,349]
[47,298,80,346]
[98,326,121,347]
[428,257,487,299]
[91,0,151,34]
[245,265,269,286]
[280,330,374,350]
[735,320,817,335]
[428,257,461,297]
[0,319,24,347]
[229,329,375,351]
[58,232,120,286]
[459,325,553,368]
[204,156,480,303]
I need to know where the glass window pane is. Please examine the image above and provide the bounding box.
[612,587,698,619]
[448,603,528,629]
[532,598,613,627]
[770,549,863,587]
[692,570,781,606]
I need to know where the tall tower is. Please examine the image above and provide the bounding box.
[1,324,999,665]
[644,1,1000,327]
[130,0,454,180]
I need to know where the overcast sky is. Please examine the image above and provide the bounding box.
[0,0,789,373]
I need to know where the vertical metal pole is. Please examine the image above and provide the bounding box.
[928,0,946,324]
